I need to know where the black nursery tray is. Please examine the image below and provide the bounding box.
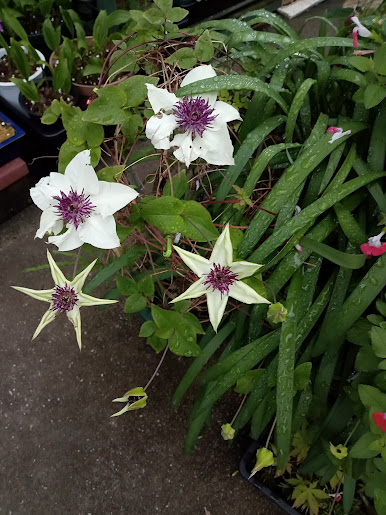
[0,111,25,167]
[239,440,300,515]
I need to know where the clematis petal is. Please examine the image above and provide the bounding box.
[170,278,207,302]
[192,124,235,166]
[77,214,120,249]
[66,305,82,350]
[213,100,242,124]
[173,245,211,277]
[146,83,178,114]
[92,182,138,218]
[228,281,270,305]
[30,173,71,210]
[180,65,217,106]
[64,150,99,196]
[351,16,372,37]
[207,290,228,332]
[47,249,67,285]
[229,260,262,279]
[146,114,177,149]
[77,292,118,307]
[35,207,63,239]
[32,309,56,340]
[210,224,233,266]
[48,226,84,251]
[11,286,54,303]
[71,259,98,291]
[172,132,201,168]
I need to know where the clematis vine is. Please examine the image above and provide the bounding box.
[12,250,117,349]
[30,150,138,251]
[351,16,371,48]
[170,224,270,331]
[373,411,386,431]
[327,126,351,144]
[361,231,386,256]
[145,65,241,168]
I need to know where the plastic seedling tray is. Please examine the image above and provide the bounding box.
[239,440,300,515]
[0,112,25,167]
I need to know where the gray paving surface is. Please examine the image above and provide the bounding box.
[0,206,282,514]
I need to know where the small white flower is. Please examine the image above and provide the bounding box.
[171,224,270,331]
[30,150,138,251]
[327,126,351,144]
[12,250,117,349]
[145,65,241,168]
[351,16,372,48]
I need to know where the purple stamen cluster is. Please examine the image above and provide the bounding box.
[173,96,217,138]
[53,188,95,229]
[203,263,238,297]
[51,284,78,313]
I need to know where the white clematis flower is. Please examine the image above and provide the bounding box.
[12,250,118,349]
[30,150,138,251]
[145,65,242,168]
[171,224,270,331]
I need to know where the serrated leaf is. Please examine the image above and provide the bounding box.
[118,75,159,108]
[82,86,129,125]
[116,276,138,296]
[138,276,155,297]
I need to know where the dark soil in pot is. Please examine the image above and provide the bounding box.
[19,80,77,117]
[0,55,39,82]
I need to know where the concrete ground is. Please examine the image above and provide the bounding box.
[0,206,282,514]
[0,1,346,513]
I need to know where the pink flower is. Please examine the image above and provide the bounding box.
[373,412,386,431]
[351,16,371,48]
[361,232,386,256]
[326,127,351,143]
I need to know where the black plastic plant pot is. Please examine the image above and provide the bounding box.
[240,440,300,515]
[0,112,25,167]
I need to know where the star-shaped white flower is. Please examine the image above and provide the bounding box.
[145,65,242,168]
[12,250,118,349]
[30,150,138,251]
[171,224,270,331]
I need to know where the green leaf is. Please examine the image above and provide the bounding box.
[148,334,167,352]
[10,78,39,103]
[120,113,143,144]
[53,58,71,95]
[82,62,103,77]
[42,18,61,52]
[138,276,155,297]
[118,75,159,108]
[151,304,177,339]
[169,325,201,357]
[125,293,147,313]
[107,10,131,28]
[368,315,384,325]
[371,326,386,358]
[375,372,386,390]
[8,39,30,79]
[347,318,372,346]
[374,489,386,515]
[166,6,187,22]
[364,84,386,110]
[97,165,125,182]
[195,30,214,62]
[165,48,197,70]
[235,369,265,394]
[116,276,138,296]
[294,362,312,391]
[139,320,156,338]
[358,385,386,411]
[180,201,219,242]
[355,345,381,372]
[82,86,129,125]
[377,301,386,318]
[41,109,58,125]
[93,10,108,51]
[163,170,188,199]
[350,432,381,458]
[374,43,386,75]
[348,56,373,72]
[300,237,367,269]
[173,300,191,313]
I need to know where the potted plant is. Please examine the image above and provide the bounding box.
[10,1,386,514]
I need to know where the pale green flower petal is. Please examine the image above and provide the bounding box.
[173,245,211,277]
[47,249,66,286]
[70,259,98,291]
[210,224,232,266]
[77,292,118,307]
[230,260,262,279]
[111,405,130,417]
[171,278,207,303]
[207,289,228,332]
[32,309,56,340]
[66,306,82,350]
[228,281,270,305]
[12,286,53,303]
